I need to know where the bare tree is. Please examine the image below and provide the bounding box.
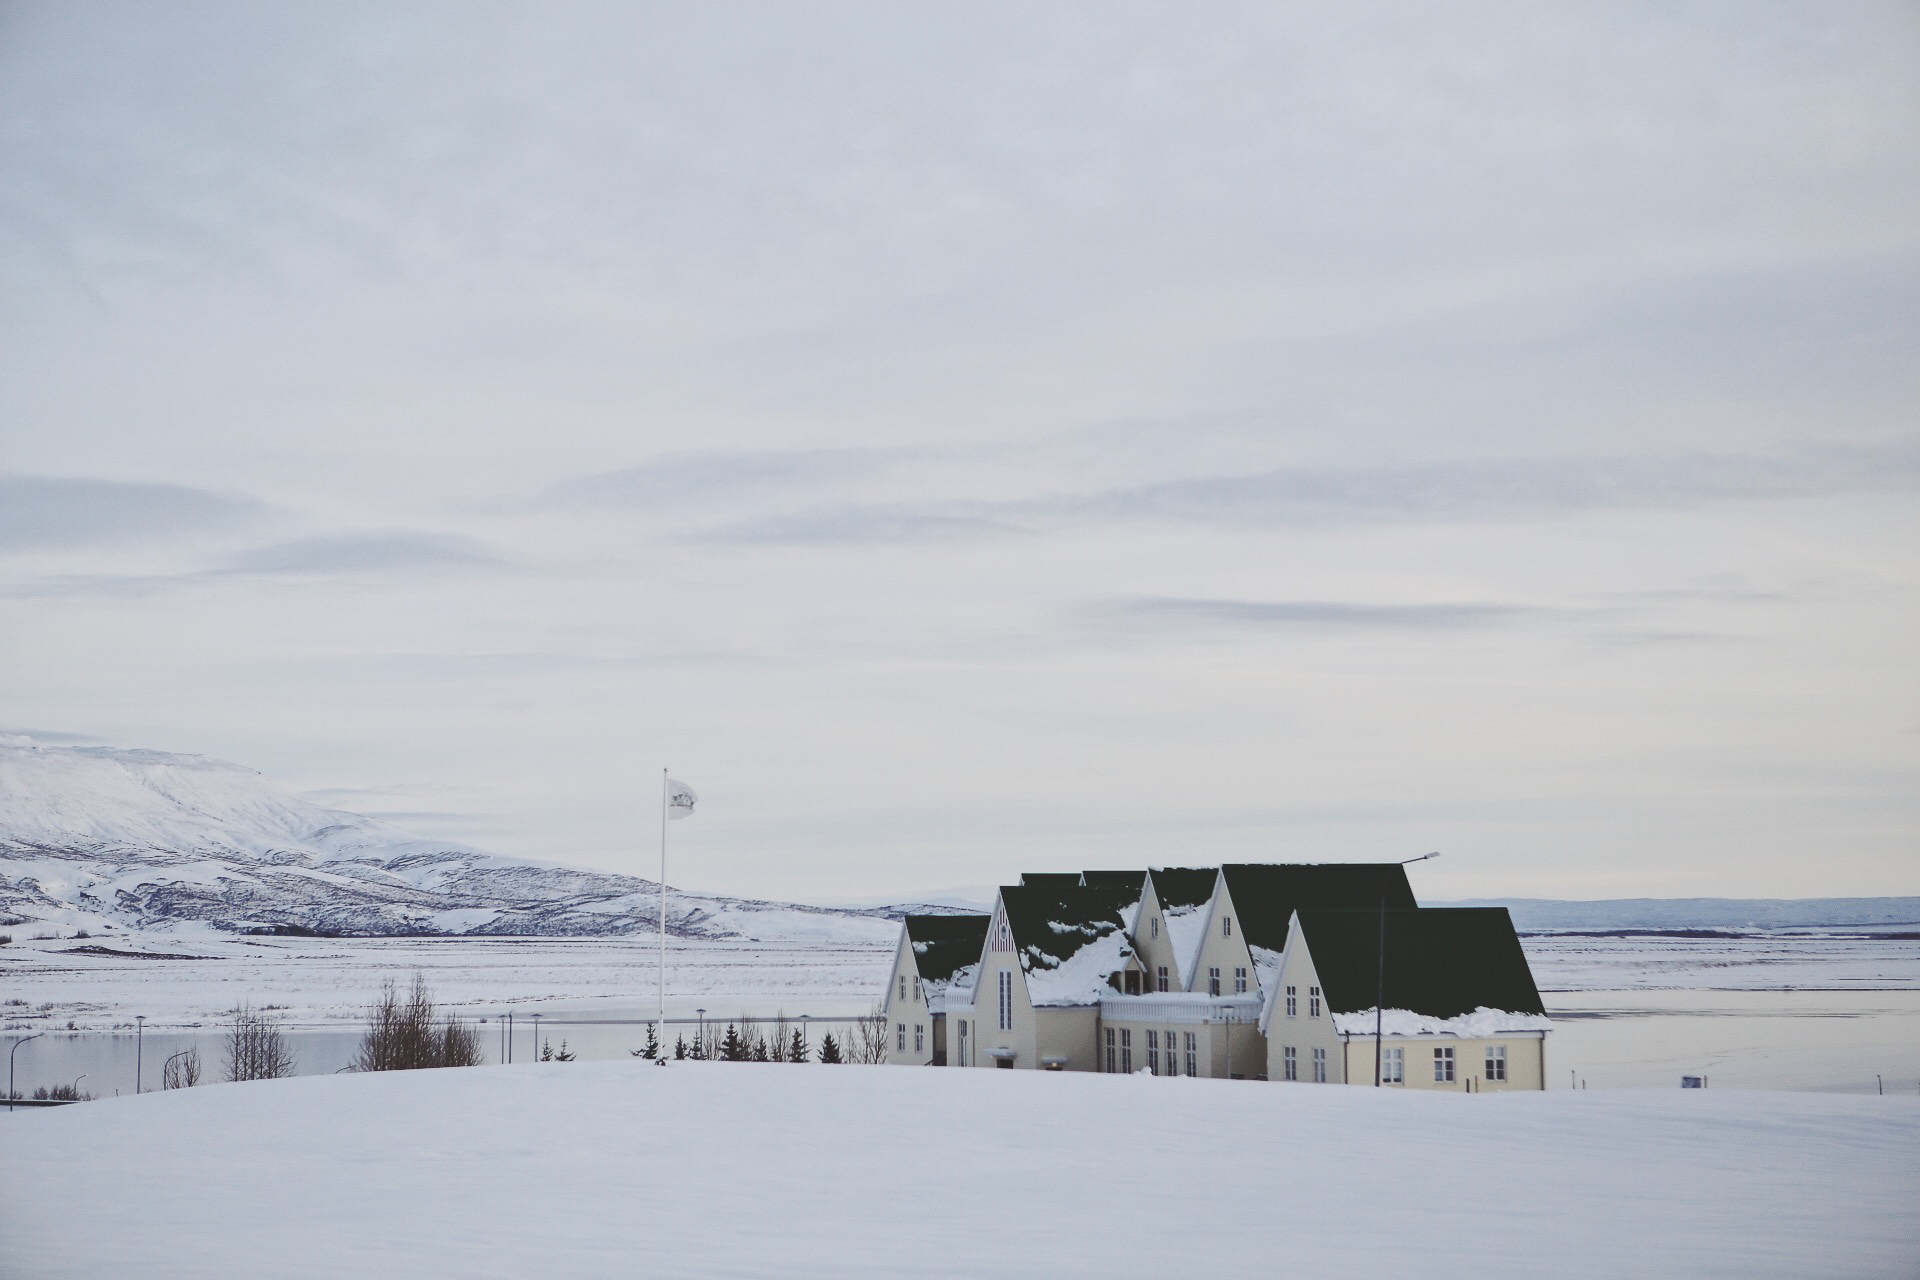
[224,1004,296,1081]
[849,1000,889,1065]
[355,974,482,1072]
[768,1012,791,1063]
[162,1046,203,1089]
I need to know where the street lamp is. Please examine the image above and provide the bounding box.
[135,1015,145,1095]
[1378,853,1440,1087]
[531,1013,543,1061]
[696,1008,706,1060]
[9,1033,44,1112]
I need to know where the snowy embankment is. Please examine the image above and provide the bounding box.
[4,1066,1915,1280]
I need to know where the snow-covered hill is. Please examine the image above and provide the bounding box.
[0,736,901,943]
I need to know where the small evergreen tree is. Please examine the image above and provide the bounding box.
[539,1039,554,1062]
[552,1039,576,1062]
[788,1027,807,1063]
[631,1023,662,1060]
[720,1024,746,1062]
[817,1032,843,1064]
[673,1034,688,1060]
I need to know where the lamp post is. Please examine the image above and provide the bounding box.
[1378,853,1440,1087]
[9,1033,43,1112]
[70,1073,87,1099]
[135,1015,145,1095]
[696,1008,706,1060]
[531,1014,542,1061]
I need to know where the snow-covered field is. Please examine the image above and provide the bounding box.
[1522,931,1920,991]
[3,1062,1914,1280]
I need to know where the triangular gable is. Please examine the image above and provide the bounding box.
[1146,867,1219,988]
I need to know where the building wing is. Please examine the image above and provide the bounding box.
[905,913,991,1004]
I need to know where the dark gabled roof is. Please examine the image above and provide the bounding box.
[1220,863,1418,953]
[1020,872,1084,890]
[997,884,1139,978]
[904,914,991,985]
[1147,867,1218,910]
[1080,869,1147,893]
[1294,908,1544,1019]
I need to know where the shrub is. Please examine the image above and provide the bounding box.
[354,975,482,1072]
[224,1004,296,1081]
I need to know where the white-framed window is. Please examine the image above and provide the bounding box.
[1233,966,1247,994]
[1283,1046,1297,1081]
[1383,1046,1404,1084]
[1157,965,1169,993]
[1208,966,1221,996]
[1285,985,1297,1017]
[1222,914,1233,938]
[958,1019,969,1068]
[913,976,922,1003]
[1308,985,1322,1017]
[1151,916,1160,939]
[1104,1027,1116,1073]
[896,1023,905,1052]
[1434,1045,1456,1083]
[992,916,1013,952]
[1146,1029,1160,1075]
[1120,1028,1132,1074]
[1184,1031,1197,1077]
[997,970,1013,1031]
[1486,1044,1507,1082]
[914,1024,924,1054]
[1312,1047,1327,1082]
[1165,1029,1178,1079]
[898,974,906,1001]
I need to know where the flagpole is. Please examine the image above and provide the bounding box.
[658,766,668,1050]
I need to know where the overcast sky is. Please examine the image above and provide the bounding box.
[2,2,1915,903]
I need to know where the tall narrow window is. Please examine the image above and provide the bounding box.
[1105,1027,1116,1073]
[1308,985,1322,1017]
[998,971,1013,1031]
[1120,1028,1132,1074]
[1312,1047,1327,1083]
[1184,1031,1197,1077]
[898,975,906,1001]
[914,1025,924,1054]
[1434,1046,1456,1083]
[1285,985,1297,1017]
[958,1020,969,1068]
[1146,1029,1160,1075]
[913,977,922,1003]
[1208,967,1221,996]
[1222,914,1233,938]
[1283,1046,1297,1081]
[1233,966,1248,994]
[896,1023,905,1052]
[1485,1044,1507,1082]
[1383,1046,1404,1084]
[1151,916,1160,939]
[1157,965,1169,993]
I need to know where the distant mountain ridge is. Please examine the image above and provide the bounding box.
[0,736,902,943]
[1442,897,1920,932]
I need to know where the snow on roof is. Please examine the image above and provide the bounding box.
[1327,1006,1553,1037]
[998,885,1141,1007]
[1147,867,1217,910]
[905,913,990,996]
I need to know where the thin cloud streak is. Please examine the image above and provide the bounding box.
[0,475,267,551]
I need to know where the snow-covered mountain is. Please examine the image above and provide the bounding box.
[0,736,908,942]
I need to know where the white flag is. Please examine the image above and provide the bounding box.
[666,777,697,820]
